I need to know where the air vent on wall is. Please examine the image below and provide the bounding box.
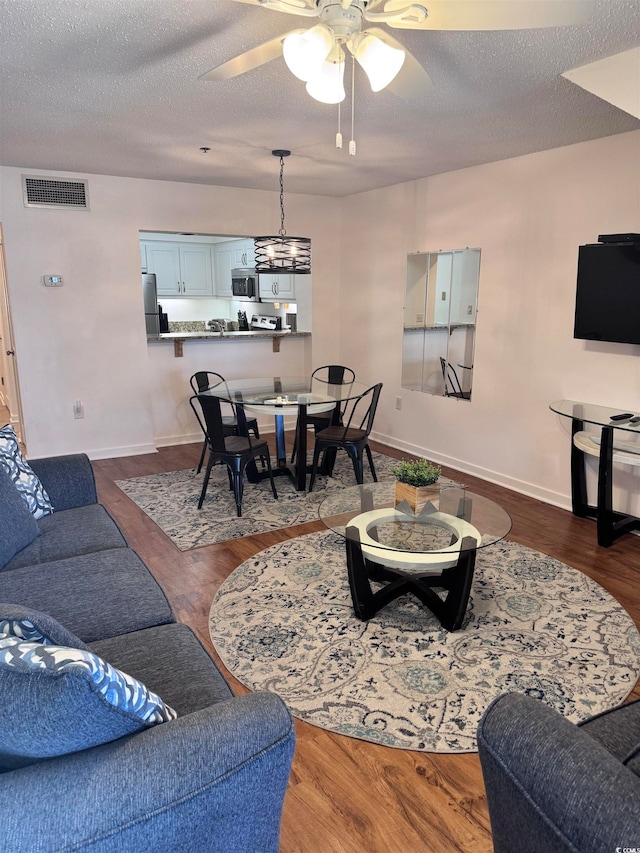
[22,175,89,210]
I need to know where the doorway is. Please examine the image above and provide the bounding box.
[0,223,26,450]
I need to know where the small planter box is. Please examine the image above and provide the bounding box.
[394,481,439,515]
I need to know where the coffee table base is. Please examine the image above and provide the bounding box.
[345,532,478,632]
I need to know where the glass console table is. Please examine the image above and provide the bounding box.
[550,400,640,547]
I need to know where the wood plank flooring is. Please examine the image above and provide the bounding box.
[92,437,640,853]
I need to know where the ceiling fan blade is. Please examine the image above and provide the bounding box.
[383,0,596,30]
[199,31,304,81]
[365,27,433,99]
[232,0,320,14]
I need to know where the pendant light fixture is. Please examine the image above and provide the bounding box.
[255,150,311,275]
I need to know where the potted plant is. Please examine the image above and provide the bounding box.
[391,458,441,514]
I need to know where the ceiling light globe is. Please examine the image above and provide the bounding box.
[283,25,334,82]
[305,54,346,104]
[352,32,405,92]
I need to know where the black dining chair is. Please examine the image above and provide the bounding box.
[189,394,277,517]
[439,357,471,400]
[290,364,356,464]
[308,383,383,492]
[189,372,260,474]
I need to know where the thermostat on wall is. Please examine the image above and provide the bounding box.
[42,275,64,287]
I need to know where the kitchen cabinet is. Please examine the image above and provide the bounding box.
[144,241,213,297]
[212,244,234,297]
[232,239,255,269]
[259,273,296,301]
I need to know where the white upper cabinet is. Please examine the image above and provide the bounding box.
[179,245,213,296]
[213,244,234,297]
[259,273,296,301]
[144,242,213,297]
[232,239,255,269]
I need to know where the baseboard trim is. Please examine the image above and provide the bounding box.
[87,442,158,460]
[154,421,283,449]
[371,430,573,514]
[151,426,573,515]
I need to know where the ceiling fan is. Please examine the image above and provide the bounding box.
[200,0,596,103]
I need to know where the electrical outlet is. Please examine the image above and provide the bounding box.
[73,400,84,419]
[467,305,473,315]
[396,396,402,411]
[441,291,447,301]
[416,313,424,324]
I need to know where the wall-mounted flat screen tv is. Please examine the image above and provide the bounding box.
[573,241,640,345]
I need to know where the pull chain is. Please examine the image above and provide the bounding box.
[349,54,356,156]
[336,101,343,149]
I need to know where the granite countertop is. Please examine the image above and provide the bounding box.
[147,330,310,341]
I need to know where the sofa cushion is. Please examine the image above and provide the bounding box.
[0,424,53,519]
[3,504,128,571]
[0,548,174,643]
[28,454,97,512]
[0,602,88,650]
[0,466,39,570]
[91,623,233,716]
[0,635,176,771]
[578,697,640,760]
[624,744,640,777]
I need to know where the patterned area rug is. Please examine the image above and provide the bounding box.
[115,452,398,550]
[209,531,640,752]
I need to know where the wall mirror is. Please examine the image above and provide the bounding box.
[401,248,480,400]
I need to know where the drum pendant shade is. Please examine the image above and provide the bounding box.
[254,150,311,275]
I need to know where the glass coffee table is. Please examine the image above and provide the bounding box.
[319,481,512,631]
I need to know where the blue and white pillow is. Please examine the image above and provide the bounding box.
[0,603,89,650]
[0,636,176,724]
[0,424,53,519]
[0,636,177,769]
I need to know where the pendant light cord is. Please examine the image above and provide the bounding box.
[278,154,287,237]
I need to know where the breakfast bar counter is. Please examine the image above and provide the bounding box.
[147,330,310,356]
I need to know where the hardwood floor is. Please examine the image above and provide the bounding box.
[92,437,640,853]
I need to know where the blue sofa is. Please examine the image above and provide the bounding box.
[478,692,640,852]
[0,453,295,852]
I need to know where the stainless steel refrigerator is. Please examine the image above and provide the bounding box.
[142,273,160,335]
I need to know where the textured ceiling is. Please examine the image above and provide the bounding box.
[0,0,639,197]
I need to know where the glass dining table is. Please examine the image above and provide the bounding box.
[201,376,373,491]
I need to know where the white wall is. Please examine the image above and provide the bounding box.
[340,131,640,512]
[0,168,341,458]
[148,336,312,447]
[1,132,639,514]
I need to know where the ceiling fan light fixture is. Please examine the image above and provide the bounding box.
[283,24,333,82]
[350,31,405,92]
[305,46,346,104]
[254,150,311,275]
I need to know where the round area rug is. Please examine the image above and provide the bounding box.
[209,531,640,752]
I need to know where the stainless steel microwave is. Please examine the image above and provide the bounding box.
[231,271,259,301]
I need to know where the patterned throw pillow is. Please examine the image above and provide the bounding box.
[0,636,177,769]
[0,424,53,519]
[0,603,89,650]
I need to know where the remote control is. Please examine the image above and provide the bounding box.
[631,416,640,424]
[610,413,634,421]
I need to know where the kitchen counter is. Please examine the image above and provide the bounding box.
[147,329,310,356]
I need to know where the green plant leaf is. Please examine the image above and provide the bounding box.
[391,458,441,487]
